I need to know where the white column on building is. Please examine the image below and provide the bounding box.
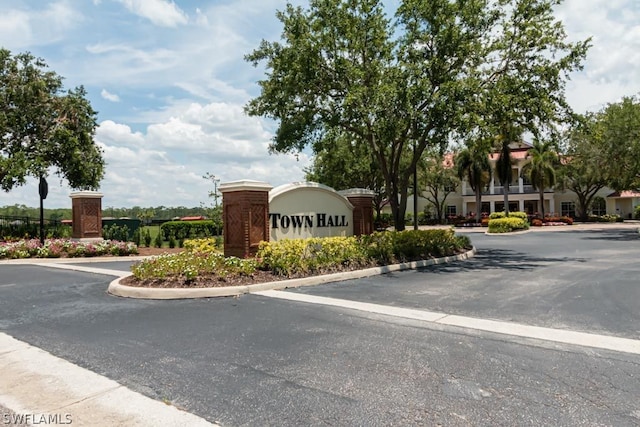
[462,202,467,216]
[549,197,555,216]
[490,200,495,213]
[518,168,524,194]
[490,177,494,195]
[519,199,524,212]
[462,181,467,196]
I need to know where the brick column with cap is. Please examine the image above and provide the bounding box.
[70,191,104,240]
[219,180,272,258]
[339,189,375,236]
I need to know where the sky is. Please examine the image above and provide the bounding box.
[0,0,638,209]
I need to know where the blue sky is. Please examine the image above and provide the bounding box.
[0,0,638,209]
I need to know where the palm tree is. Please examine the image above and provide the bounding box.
[455,141,492,223]
[494,125,520,216]
[521,139,559,218]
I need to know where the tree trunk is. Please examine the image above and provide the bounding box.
[396,188,408,231]
[538,187,545,218]
[503,183,510,215]
[475,188,482,224]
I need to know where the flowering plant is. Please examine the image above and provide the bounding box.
[0,239,138,259]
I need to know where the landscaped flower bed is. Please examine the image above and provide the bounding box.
[487,211,529,233]
[126,229,472,288]
[531,216,573,226]
[0,239,138,259]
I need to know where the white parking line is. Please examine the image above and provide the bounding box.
[253,290,640,355]
[31,262,131,278]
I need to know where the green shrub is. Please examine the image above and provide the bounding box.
[599,214,622,222]
[183,237,220,254]
[102,224,130,241]
[131,252,257,282]
[488,211,527,220]
[257,229,472,276]
[132,228,141,246]
[130,230,473,281]
[635,205,640,219]
[0,239,137,259]
[161,220,218,240]
[508,211,528,220]
[143,229,152,247]
[168,233,176,249]
[153,232,163,248]
[488,217,529,233]
[257,236,369,276]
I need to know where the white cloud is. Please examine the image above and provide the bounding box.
[557,0,640,112]
[0,1,83,50]
[117,0,188,27]
[0,0,637,209]
[195,8,208,26]
[0,10,32,50]
[101,89,120,102]
[95,121,146,146]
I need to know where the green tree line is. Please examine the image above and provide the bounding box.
[0,204,213,222]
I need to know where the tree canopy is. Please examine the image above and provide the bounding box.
[245,0,589,229]
[417,152,459,223]
[455,139,492,222]
[596,96,640,191]
[559,113,608,219]
[0,49,104,192]
[521,138,559,218]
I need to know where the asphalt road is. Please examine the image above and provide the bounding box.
[1,228,639,426]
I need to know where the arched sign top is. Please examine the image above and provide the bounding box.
[269,181,355,210]
[269,181,354,240]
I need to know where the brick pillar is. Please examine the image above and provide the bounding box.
[339,189,375,236]
[219,181,272,258]
[70,191,104,240]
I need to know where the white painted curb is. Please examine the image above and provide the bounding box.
[107,247,477,300]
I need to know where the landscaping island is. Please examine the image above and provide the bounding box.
[121,229,472,289]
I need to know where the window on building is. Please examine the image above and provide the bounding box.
[561,202,576,218]
[591,197,606,216]
[444,184,456,193]
[446,205,457,216]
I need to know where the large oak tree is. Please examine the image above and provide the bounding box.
[245,0,589,230]
[0,49,104,192]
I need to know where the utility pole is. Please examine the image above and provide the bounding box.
[38,176,48,245]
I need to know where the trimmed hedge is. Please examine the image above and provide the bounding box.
[161,220,219,240]
[488,217,529,233]
[489,211,528,220]
[257,229,472,277]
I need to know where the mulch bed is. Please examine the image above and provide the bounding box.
[120,270,288,288]
[120,260,384,289]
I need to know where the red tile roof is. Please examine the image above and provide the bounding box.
[180,216,206,221]
[606,191,640,198]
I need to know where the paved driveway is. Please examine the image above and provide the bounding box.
[0,227,639,426]
[289,228,640,339]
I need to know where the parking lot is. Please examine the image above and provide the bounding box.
[1,226,639,426]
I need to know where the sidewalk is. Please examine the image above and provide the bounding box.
[0,334,215,426]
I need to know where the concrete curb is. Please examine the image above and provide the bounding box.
[0,333,216,426]
[484,228,531,236]
[0,255,150,265]
[107,247,477,300]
